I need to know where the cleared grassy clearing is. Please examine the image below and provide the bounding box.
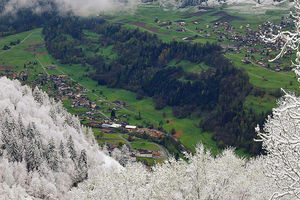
[167,59,209,74]
[131,139,160,151]
[95,132,126,146]
[244,95,277,114]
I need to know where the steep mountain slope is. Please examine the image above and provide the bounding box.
[0,77,119,199]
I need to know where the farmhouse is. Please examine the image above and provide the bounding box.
[102,123,122,129]
[125,125,137,129]
[45,65,57,70]
[136,149,153,158]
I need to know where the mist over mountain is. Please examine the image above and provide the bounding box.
[1,0,140,16]
[0,77,119,199]
[1,0,291,17]
[159,0,291,8]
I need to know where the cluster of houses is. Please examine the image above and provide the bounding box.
[155,15,293,72]
[136,128,164,139]
[201,17,293,71]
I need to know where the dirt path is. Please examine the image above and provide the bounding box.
[35,56,49,76]
[151,142,170,159]
[119,134,133,151]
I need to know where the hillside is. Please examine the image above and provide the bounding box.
[0,76,278,200]
[0,0,298,159]
[0,77,119,199]
[1,78,300,199]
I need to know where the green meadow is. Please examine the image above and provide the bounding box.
[0,4,298,158]
[131,139,160,151]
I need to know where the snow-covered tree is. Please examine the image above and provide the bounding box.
[256,93,300,199]
[69,145,277,200]
[67,135,77,162]
[77,149,88,180]
[59,140,65,159]
[262,0,300,81]
[120,144,130,166]
[258,1,300,198]
[46,138,59,171]
[111,147,122,162]
[0,77,119,199]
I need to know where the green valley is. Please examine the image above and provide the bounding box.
[0,2,298,162]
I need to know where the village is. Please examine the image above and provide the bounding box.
[0,67,168,165]
[0,11,294,166]
[154,14,294,72]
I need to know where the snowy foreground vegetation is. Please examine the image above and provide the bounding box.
[0,76,298,199]
[0,77,120,199]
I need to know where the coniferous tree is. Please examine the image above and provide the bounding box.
[67,136,77,162]
[59,140,65,159]
[46,138,59,171]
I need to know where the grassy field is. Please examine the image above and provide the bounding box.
[244,95,277,114]
[167,59,209,74]
[131,139,160,151]
[0,28,217,154]
[104,3,289,43]
[95,132,126,146]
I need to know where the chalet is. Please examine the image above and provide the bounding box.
[125,125,137,129]
[88,121,103,128]
[220,44,238,51]
[275,68,281,72]
[45,65,57,70]
[241,58,250,64]
[58,74,68,78]
[91,102,97,109]
[174,29,185,32]
[102,124,122,129]
[179,22,186,26]
[136,128,164,139]
[136,149,153,158]
[113,100,127,107]
[152,151,161,157]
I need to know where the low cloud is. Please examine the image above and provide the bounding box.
[3,0,141,16]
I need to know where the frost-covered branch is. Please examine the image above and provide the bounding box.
[257,93,300,199]
[262,0,300,81]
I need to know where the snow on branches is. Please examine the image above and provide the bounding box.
[261,0,300,82]
[0,77,119,199]
[256,93,300,199]
[69,145,277,200]
[258,2,300,198]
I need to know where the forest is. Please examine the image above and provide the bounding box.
[41,16,270,155]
